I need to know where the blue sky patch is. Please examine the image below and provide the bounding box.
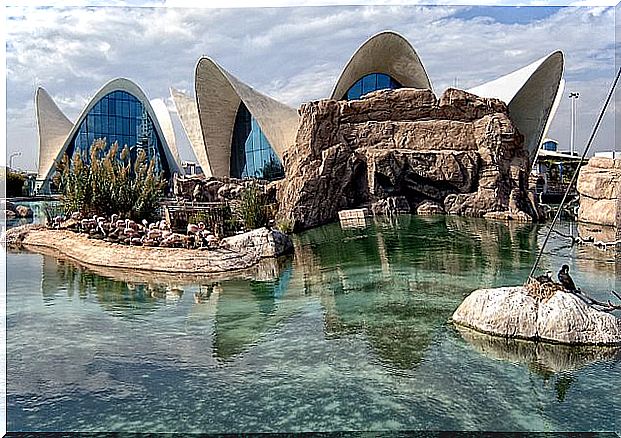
[450,6,563,25]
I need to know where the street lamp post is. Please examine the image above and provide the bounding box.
[9,152,21,170]
[569,92,580,156]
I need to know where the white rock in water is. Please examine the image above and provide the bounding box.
[452,286,621,345]
[221,227,293,258]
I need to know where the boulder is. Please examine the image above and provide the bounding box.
[416,200,445,215]
[278,88,541,231]
[15,205,33,218]
[452,286,621,345]
[220,227,293,259]
[577,156,620,227]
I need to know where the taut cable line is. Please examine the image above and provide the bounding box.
[526,67,621,283]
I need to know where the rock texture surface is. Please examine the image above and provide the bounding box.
[452,286,621,345]
[221,227,294,258]
[278,88,541,231]
[577,157,620,227]
[3,225,293,274]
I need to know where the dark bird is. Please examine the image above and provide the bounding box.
[558,265,577,292]
[535,270,553,284]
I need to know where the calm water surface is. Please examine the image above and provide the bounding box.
[6,215,621,432]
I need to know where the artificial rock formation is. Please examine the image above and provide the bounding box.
[278,88,542,231]
[452,286,621,345]
[577,156,620,227]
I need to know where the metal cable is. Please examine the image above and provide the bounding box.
[526,67,621,282]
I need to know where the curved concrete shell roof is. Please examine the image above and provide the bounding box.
[330,31,433,100]
[35,87,74,183]
[170,87,213,177]
[468,51,565,163]
[150,98,182,171]
[37,77,182,184]
[194,57,299,178]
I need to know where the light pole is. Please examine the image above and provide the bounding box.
[569,92,580,156]
[9,152,21,170]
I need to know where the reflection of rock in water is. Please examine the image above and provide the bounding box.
[210,262,295,361]
[575,223,620,278]
[42,254,164,318]
[456,325,621,373]
[293,216,541,370]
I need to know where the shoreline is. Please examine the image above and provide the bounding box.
[5,225,293,278]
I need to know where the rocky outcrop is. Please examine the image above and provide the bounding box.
[3,226,293,274]
[577,157,620,227]
[278,88,541,231]
[220,227,294,258]
[452,286,621,345]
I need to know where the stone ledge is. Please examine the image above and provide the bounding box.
[452,286,621,345]
[3,224,293,275]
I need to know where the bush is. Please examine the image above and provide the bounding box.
[237,182,272,230]
[54,139,166,221]
[6,171,25,197]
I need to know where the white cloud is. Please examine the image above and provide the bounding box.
[5,4,618,171]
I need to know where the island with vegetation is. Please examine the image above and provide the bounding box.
[4,140,293,275]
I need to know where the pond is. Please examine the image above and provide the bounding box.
[5,214,621,433]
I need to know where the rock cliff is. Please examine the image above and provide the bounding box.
[577,156,620,227]
[278,88,541,231]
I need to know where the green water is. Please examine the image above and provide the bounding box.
[6,215,621,432]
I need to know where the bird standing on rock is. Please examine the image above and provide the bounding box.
[558,265,577,292]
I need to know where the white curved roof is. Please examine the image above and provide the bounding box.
[150,98,182,171]
[330,30,433,100]
[193,57,299,178]
[35,87,74,182]
[468,51,565,163]
[170,87,213,177]
[37,78,182,184]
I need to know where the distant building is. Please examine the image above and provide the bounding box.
[35,78,182,194]
[36,31,565,191]
[181,161,203,176]
[595,151,620,159]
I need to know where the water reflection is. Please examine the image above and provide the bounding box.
[456,326,621,402]
[43,256,163,317]
[292,215,540,370]
[40,251,297,361]
[8,213,621,432]
[456,325,621,373]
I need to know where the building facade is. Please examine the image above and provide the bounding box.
[37,31,564,189]
[35,78,182,193]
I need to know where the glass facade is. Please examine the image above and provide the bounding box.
[67,90,169,176]
[541,140,558,151]
[230,103,284,181]
[344,73,402,100]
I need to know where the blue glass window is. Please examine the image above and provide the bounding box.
[345,73,402,100]
[230,102,284,181]
[66,90,170,177]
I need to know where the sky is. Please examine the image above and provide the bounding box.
[3,1,620,172]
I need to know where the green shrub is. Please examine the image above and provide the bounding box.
[238,182,272,230]
[6,171,25,197]
[54,139,166,221]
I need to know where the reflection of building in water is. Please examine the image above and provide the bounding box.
[41,254,165,318]
[292,216,541,370]
[187,257,297,361]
